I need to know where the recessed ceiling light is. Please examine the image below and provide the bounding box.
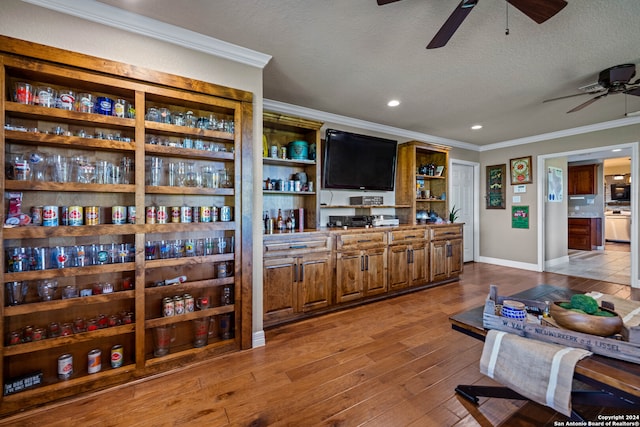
[387,100,400,107]
[471,124,483,130]
[612,148,622,152]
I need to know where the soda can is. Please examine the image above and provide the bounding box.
[156,206,168,224]
[111,345,124,368]
[162,297,174,317]
[127,206,136,224]
[31,206,43,225]
[199,206,211,223]
[184,294,194,313]
[211,206,219,222]
[170,206,181,223]
[68,206,84,226]
[220,206,232,222]
[88,349,101,374]
[173,295,185,315]
[146,206,157,224]
[192,206,200,223]
[85,206,100,225]
[42,205,59,226]
[180,206,192,223]
[60,206,69,226]
[58,353,73,379]
[112,206,127,224]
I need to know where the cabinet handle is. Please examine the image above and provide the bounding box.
[361,256,365,272]
[365,254,369,271]
[446,243,452,258]
[299,264,304,282]
[289,245,307,249]
[410,249,414,264]
[293,264,298,282]
[405,235,418,239]
[357,239,372,243]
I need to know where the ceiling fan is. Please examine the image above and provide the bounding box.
[376,0,568,49]
[543,64,640,113]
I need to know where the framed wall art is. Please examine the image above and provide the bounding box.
[486,164,506,209]
[512,205,529,229]
[510,156,533,185]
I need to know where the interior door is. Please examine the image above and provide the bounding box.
[450,161,476,262]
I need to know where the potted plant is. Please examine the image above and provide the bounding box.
[449,205,460,223]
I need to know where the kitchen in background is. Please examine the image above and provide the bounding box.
[604,157,631,244]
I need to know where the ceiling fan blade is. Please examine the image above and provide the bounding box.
[624,86,640,97]
[427,0,478,49]
[543,92,599,103]
[567,94,607,113]
[377,0,402,5]
[506,0,568,24]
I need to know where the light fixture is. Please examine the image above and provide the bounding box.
[613,175,625,180]
[387,100,400,107]
[612,148,622,152]
[471,124,483,130]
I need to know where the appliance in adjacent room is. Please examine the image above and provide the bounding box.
[605,210,631,243]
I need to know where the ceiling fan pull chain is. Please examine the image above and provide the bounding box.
[505,2,510,35]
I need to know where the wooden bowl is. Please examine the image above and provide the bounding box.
[550,301,623,336]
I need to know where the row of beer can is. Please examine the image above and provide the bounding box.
[33,205,135,226]
[58,345,124,379]
[145,205,232,224]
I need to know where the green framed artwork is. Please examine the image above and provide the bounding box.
[486,164,506,209]
[512,206,529,229]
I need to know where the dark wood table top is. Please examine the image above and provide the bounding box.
[449,284,640,400]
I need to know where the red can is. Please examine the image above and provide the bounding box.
[68,206,84,226]
[199,206,211,223]
[170,206,181,223]
[180,206,192,223]
[146,206,157,224]
[156,206,168,224]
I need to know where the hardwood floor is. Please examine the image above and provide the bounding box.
[1,263,637,426]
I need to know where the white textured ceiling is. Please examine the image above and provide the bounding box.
[94,0,640,147]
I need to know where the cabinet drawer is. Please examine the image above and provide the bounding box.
[430,225,462,241]
[264,235,331,255]
[336,231,387,250]
[388,228,427,245]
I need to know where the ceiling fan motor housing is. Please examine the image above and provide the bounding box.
[599,64,636,89]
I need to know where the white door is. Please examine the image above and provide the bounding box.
[450,161,476,262]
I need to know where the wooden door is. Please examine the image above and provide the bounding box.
[448,239,464,277]
[263,256,297,323]
[335,250,364,303]
[430,240,448,282]
[388,244,410,290]
[410,242,429,286]
[299,252,332,312]
[364,247,388,295]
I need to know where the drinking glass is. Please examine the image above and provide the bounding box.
[148,157,163,186]
[49,154,70,183]
[153,325,175,357]
[37,279,57,301]
[6,281,28,305]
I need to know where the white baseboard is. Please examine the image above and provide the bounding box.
[476,256,541,272]
[545,255,570,268]
[252,330,266,348]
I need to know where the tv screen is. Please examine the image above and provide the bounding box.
[611,183,630,201]
[322,129,398,191]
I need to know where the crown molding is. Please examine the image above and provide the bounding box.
[480,116,640,152]
[21,0,272,69]
[263,99,478,151]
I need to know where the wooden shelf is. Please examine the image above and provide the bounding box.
[4,290,135,316]
[144,305,234,328]
[320,205,411,209]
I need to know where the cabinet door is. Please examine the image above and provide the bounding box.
[263,256,297,322]
[388,244,410,290]
[335,250,364,303]
[568,165,596,195]
[364,247,387,296]
[448,239,463,277]
[430,240,448,282]
[410,243,429,286]
[299,252,332,312]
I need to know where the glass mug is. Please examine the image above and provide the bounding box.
[193,316,216,348]
[153,325,176,357]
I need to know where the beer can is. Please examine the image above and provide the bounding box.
[217,262,228,278]
[85,206,100,225]
[180,206,192,223]
[31,206,43,225]
[111,345,124,368]
[146,206,157,224]
[58,353,73,379]
[173,295,185,315]
[157,206,168,224]
[170,206,181,223]
[60,206,69,226]
[211,206,219,222]
[220,206,232,222]
[112,206,127,224]
[162,297,174,317]
[68,206,84,226]
[88,349,101,374]
[192,206,200,223]
[127,206,136,224]
[42,205,59,226]
[183,294,194,313]
[199,206,211,223]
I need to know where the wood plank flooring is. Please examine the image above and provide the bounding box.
[1,262,637,426]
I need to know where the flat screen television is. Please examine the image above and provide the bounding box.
[322,129,398,191]
[611,183,631,201]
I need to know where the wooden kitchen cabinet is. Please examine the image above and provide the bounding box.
[335,231,388,303]
[388,228,429,290]
[568,164,598,195]
[429,225,463,282]
[568,218,602,250]
[263,233,332,327]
